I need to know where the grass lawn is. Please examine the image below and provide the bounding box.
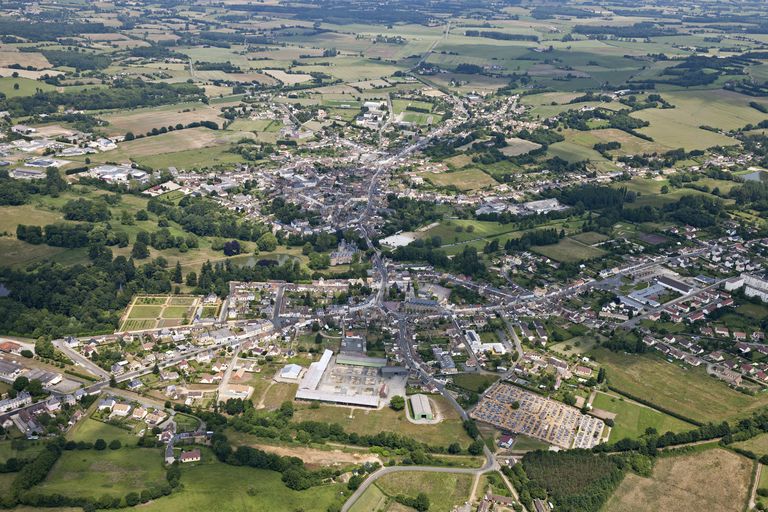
[67,418,138,445]
[140,453,348,512]
[604,448,753,512]
[293,396,472,447]
[373,471,473,511]
[0,76,56,98]
[532,238,607,263]
[591,392,694,441]
[424,168,498,192]
[36,448,166,498]
[593,348,768,423]
[452,373,499,393]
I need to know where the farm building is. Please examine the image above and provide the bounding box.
[410,394,433,420]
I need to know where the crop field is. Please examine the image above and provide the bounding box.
[423,169,498,191]
[0,50,51,69]
[263,69,312,85]
[101,103,226,137]
[293,395,472,447]
[531,238,607,263]
[92,128,224,162]
[592,349,768,423]
[140,453,347,512]
[591,392,694,441]
[35,448,166,498]
[604,448,752,512]
[119,294,201,332]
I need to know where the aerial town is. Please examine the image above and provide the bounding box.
[2,0,768,511]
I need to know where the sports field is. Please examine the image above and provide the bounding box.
[591,392,694,441]
[593,349,768,423]
[119,294,201,332]
[604,448,752,512]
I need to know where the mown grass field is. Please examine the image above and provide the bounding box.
[593,348,768,423]
[604,448,753,512]
[452,373,499,393]
[531,237,607,263]
[101,102,226,136]
[293,396,472,447]
[35,448,166,498]
[424,169,498,191]
[591,392,694,442]
[67,418,138,445]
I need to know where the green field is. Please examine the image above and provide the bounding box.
[733,433,768,457]
[631,90,768,150]
[452,373,499,393]
[532,238,607,263]
[424,168,498,191]
[67,418,138,445]
[140,453,347,512]
[35,448,166,498]
[0,440,46,463]
[353,471,473,512]
[293,397,472,447]
[593,349,768,424]
[128,305,163,319]
[591,392,694,441]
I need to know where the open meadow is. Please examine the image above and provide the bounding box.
[591,392,694,442]
[604,448,753,512]
[34,448,166,499]
[593,349,768,424]
[140,453,348,512]
[350,471,473,512]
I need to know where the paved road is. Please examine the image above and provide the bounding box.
[53,339,110,380]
